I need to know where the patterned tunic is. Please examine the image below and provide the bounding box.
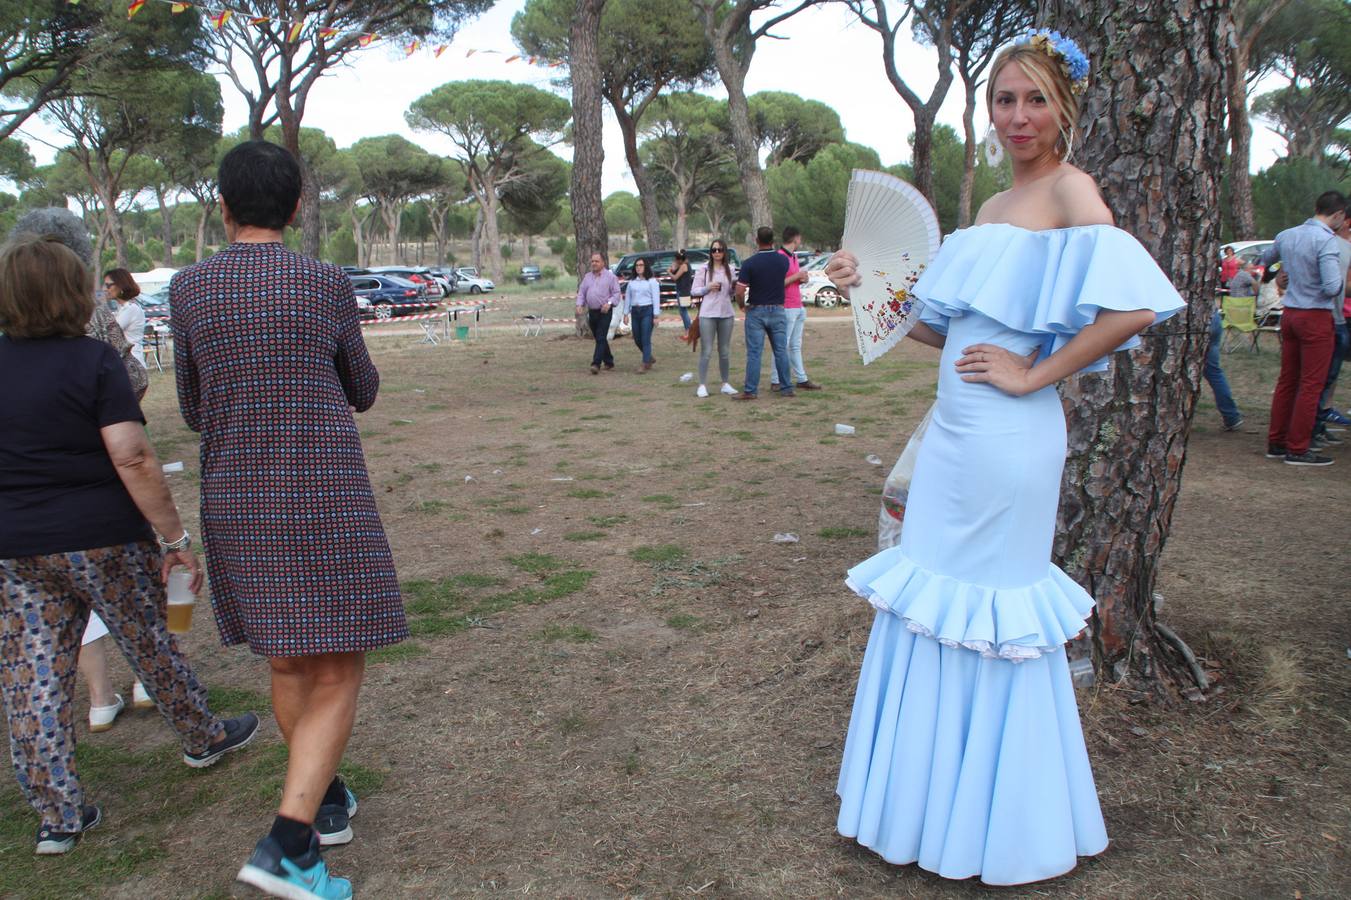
[170,242,406,656]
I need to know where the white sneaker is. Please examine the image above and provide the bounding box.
[696,384,709,398]
[89,694,124,733]
[132,681,153,710]
[720,383,738,396]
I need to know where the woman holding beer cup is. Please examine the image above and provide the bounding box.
[0,232,258,856]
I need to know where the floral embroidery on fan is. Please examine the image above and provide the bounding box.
[859,261,923,344]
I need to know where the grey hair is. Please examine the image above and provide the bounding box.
[9,207,95,268]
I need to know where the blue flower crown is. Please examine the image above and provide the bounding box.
[1017,29,1090,93]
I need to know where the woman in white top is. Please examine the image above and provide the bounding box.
[104,268,146,366]
[690,240,739,398]
[622,257,662,373]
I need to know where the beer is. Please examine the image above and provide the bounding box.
[166,568,195,634]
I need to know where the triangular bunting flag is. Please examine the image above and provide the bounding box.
[405,40,421,57]
[249,16,271,26]
[505,55,520,63]
[127,0,145,19]
[318,26,338,38]
[357,34,376,47]
[170,2,192,12]
[209,10,232,30]
[287,21,303,42]
[434,45,447,58]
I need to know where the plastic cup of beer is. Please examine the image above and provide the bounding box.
[166,568,195,634]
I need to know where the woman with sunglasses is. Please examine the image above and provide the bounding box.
[689,241,739,398]
[103,269,145,367]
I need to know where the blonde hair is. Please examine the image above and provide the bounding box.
[985,45,1081,161]
[0,233,95,339]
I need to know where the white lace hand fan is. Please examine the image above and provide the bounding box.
[842,170,941,364]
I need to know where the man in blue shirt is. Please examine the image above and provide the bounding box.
[734,226,794,399]
[1261,190,1347,466]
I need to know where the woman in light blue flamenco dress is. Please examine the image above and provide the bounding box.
[826,32,1186,886]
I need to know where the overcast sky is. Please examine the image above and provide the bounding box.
[18,1,1288,197]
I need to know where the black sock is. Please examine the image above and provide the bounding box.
[269,815,313,859]
[321,776,346,808]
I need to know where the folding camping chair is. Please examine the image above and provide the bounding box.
[1220,294,1259,353]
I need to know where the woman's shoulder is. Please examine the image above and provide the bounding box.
[1049,166,1113,226]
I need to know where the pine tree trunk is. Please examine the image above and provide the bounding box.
[157,190,174,266]
[910,107,937,207]
[1042,0,1232,696]
[1225,41,1256,239]
[958,83,978,229]
[472,207,484,271]
[570,0,610,274]
[194,205,210,262]
[709,37,772,229]
[613,105,663,248]
[480,188,505,282]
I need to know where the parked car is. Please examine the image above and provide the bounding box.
[613,248,744,305]
[363,266,447,299]
[347,273,435,319]
[517,265,542,284]
[137,286,172,323]
[800,253,848,309]
[454,271,496,295]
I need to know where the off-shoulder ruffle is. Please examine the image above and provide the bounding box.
[915,223,1186,373]
[844,546,1094,662]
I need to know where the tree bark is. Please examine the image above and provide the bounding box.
[958,82,978,229]
[708,37,772,229]
[156,189,175,266]
[471,206,484,271]
[1041,0,1232,696]
[613,104,664,248]
[1225,41,1257,240]
[194,204,212,262]
[570,0,610,274]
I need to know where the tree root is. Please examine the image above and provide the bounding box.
[1154,622,1209,692]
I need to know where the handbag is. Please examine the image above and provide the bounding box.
[680,312,700,351]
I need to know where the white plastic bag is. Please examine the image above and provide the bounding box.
[877,405,934,550]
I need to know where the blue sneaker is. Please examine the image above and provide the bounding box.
[236,834,353,899]
[1319,407,1351,426]
[316,781,358,847]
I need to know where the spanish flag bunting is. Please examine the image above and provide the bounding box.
[250,16,271,26]
[127,0,145,19]
[434,45,448,58]
[287,21,303,41]
[210,10,232,30]
[358,34,376,47]
[549,60,564,68]
[505,54,520,63]
[170,2,192,12]
[318,26,338,39]
[405,40,421,57]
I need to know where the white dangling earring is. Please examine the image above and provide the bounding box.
[983,125,1004,167]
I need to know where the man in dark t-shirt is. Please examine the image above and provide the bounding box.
[734,226,794,398]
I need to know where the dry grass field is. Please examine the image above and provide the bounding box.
[2,310,1347,898]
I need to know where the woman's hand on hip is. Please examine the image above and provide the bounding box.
[163,548,204,594]
[955,343,1039,396]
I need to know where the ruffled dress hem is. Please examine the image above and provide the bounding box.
[845,546,1095,662]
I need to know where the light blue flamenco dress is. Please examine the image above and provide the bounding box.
[837,224,1186,885]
